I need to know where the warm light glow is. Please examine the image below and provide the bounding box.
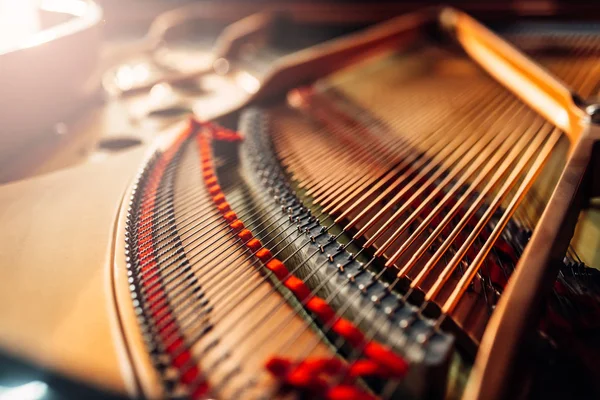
[115,63,152,91]
[40,0,88,17]
[0,0,91,53]
[462,34,570,130]
[234,70,260,94]
[0,0,41,53]
[149,82,177,108]
[451,12,587,144]
[0,381,48,400]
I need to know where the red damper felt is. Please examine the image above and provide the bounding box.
[332,319,365,347]
[246,238,262,252]
[256,248,273,262]
[325,384,377,400]
[217,202,231,213]
[363,341,409,377]
[265,259,289,280]
[237,229,253,242]
[230,220,245,232]
[306,297,336,323]
[284,276,311,301]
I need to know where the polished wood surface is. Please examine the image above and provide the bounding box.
[0,144,148,395]
[465,129,600,400]
[0,4,599,399]
[442,9,600,399]
[0,0,102,162]
[447,9,588,143]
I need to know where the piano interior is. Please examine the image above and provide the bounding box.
[0,2,599,399]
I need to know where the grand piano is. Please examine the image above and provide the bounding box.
[0,1,599,399]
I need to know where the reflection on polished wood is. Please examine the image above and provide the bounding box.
[0,4,599,400]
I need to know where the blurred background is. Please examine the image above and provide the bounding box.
[0,0,596,185]
[0,1,599,399]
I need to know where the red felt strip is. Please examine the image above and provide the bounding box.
[135,119,208,398]
[195,119,408,399]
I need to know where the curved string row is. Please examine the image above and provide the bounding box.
[134,31,597,398]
